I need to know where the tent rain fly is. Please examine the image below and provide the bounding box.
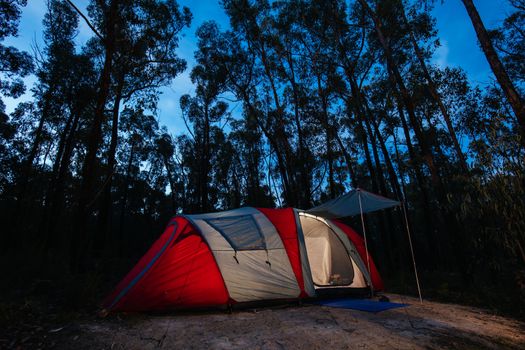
[306,188,400,218]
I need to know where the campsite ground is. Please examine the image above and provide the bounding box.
[3,294,524,349]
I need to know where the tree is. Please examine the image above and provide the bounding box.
[0,0,33,110]
[400,3,468,171]
[95,0,191,247]
[70,0,191,270]
[491,0,525,88]
[461,0,525,137]
[179,26,229,211]
[0,0,33,203]
[34,0,98,251]
[223,0,307,207]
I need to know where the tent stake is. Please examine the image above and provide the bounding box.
[401,202,423,304]
[357,190,373,296]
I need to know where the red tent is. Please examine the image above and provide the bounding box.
[103,207,383,312]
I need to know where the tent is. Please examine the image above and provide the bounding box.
[102,190,401,312]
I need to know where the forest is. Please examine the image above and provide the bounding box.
[0,0,524,323]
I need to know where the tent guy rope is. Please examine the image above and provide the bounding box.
[401,202,423,304]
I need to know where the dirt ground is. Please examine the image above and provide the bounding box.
[6,294,525,349]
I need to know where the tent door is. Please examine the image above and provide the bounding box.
[301,216,355,288]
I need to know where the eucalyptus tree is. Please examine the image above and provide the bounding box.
[356,0,447,199]
[400,2,468,171]
[177,21,230,212]
[36,0,99,251]
[66,0,191,271]
[223,0,307,207]
[269,0,321,204]
[1,0,33,200]
[461,0,525,137]
[491,0,525,87]
[283,0,349,199]
[0,0,33,252]
[94,0,191,246]
[113,108,162,237]
[1,0,97,253]
[0,105,16,193]
[228,117,275,208]
[84,107,170,257]
[155,132,178,212]
[0,0,33,111]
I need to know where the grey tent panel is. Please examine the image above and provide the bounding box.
[186,207,301,301]
[306,189,400,219]
[204,215,266,251]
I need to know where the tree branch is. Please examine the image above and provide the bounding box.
[64,0,104,42]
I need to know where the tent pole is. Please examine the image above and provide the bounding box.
[401,201,423,304]
[357,190,373,296]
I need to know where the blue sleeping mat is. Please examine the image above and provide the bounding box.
[313,298,408,313]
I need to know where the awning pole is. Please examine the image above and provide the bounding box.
[357,190,373,295]
[401,201,423,304]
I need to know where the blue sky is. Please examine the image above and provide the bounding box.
[2,0,514,135]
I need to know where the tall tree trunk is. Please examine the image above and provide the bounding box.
[394,98,441,266]
[366,107,402,200]
[334,131,358,188]
[360,101,396,267]
[392,130,420,270]
[234,12,298,206]
[72,0,119,272]
[363,113,388,196]
[315,74,335,198]
[400,5,468,170]
[422,107,447,163]
[163,156,177,212]
[12,95,51,240]
[20,110,45,188]
[201,105,211,212]
[43,108,82,253]
[461,0,525,137]
[356,111,378,193]
[258,39,298,206]
[50,108,74,182]
[358,0,445,196]
[366,119,394,266]
[118,141,135,257]
[282,50,311,207]
[394,98,427,199]
[41,100,78,251]
[343,70,378,192]
[96,74,125,253]
[239,89,294,206]
[19,91,54,197]
[8,90,59,252]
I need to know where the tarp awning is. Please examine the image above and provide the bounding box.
[306,189,400,219]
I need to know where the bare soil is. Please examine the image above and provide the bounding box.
[5,294,525,349]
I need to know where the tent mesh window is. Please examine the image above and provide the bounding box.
[204,215,266,250]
